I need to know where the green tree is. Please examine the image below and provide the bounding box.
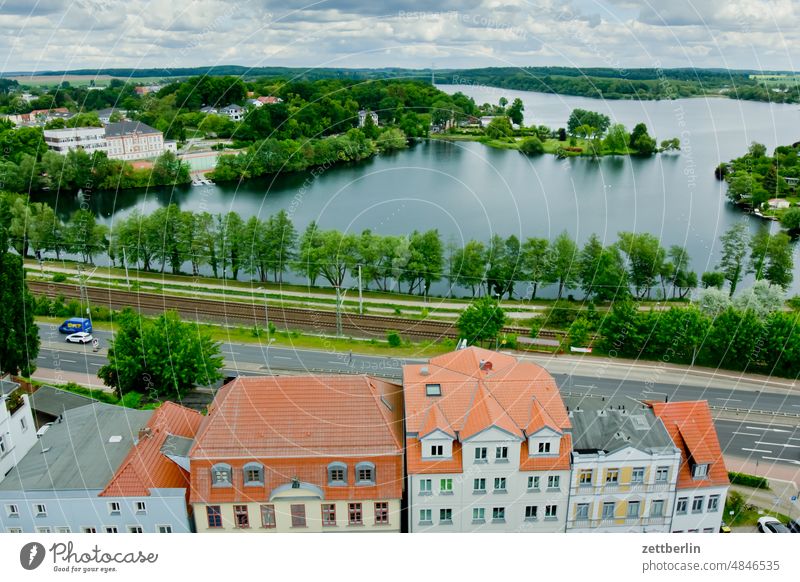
[507,98,524,126]
[629,123,656,155]
[733,280,785,318]
[263,210,297,283]
[718,222,749,295]
[780,206,800,233]
[0,229,39,376]
[456,296,506,347]
[616,232,665,298]
[519,136,544,155]
[701,271,725,289]
[567,317,592,349]
[449,240,487,296]
[520,237,550,299]
[603,123,629,153]
[566,109,610,137]
[98,309,223,398]
[65,209,108,264]
[485,116,513,139]
[547,231,580,299]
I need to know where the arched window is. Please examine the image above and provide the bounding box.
[327,462,347,485]
[243,462,264,486]
[211,463,232,487]
[355,462,376,485]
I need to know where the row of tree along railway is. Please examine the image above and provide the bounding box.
[29,282,558,342]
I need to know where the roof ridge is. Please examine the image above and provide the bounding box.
[364,376,404,451]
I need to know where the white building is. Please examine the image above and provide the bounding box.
[0,378,37,483]
[648,401,730,533]
[565,396,681,533]
[405,348,572,533]
[358,109,379,128]
[219,104,245,122]
[105,121,168,161]
[43,126,107,154]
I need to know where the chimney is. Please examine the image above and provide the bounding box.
[479,360,493,371]
[138,427,153,440]
[420,366,429,376]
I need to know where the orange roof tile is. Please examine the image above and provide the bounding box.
[100,401,202,497]
[526,398,561,435]
[460,383,521,441]
[420,403,455,439]
[406,438,464,475]
[648,401,729,489]
[519,433,572,472]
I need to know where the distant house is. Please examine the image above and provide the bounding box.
[246,99,262,108]
[256,95,282,105]
[358,109,379,128]
[783,177,799,189]
[134,85,162,96]
[479,116,497,127]
[94,107,129,125]
[768,198,790,209]
[219,104,245,122]
[105,121,168,161]
[200,106,218,115]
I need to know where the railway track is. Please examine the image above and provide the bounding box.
[29,281,559,341]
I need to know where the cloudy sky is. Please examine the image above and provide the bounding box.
[1,0,798,73]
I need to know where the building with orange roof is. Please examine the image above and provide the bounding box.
[565,395,681,533]
[0,400,201,534]
[647,400,730,533]
[189,375,404,533]
[404,347,572,532]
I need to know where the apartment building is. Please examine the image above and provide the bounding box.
[105,121,170,161]
[648,401,730,533]
[565,395,681,533]
[0,401,200,534]
[190,375,404,533]
[405,347,572,533]
[43,126,107,154]
[0,377,37,483]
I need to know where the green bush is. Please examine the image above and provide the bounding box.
[519,136,544,155]
[120,392,143,409]
[387,331,402,348]
[728,471,770,490]
[52,273,67,283]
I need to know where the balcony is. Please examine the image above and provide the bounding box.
[571,481,672,495]
[568,516,669,528]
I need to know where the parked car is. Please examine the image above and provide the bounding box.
[719,521,731,533]
[757,516,790,533]
[59,317,92,334]
[787,518,800,533]
[65,332,94,344]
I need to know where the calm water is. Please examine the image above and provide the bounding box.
[35,86,800,296]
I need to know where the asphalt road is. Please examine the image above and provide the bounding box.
[35,323,800,469]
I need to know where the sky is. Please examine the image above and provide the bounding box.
[1,0,798,73]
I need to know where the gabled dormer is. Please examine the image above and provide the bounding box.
[419,403,455,460]
[526,398,562,456]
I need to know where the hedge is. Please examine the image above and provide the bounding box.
[728,471,770,490]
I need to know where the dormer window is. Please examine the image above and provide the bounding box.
[355,462,376,485]
[538,442,551,454]
[243,463,264,486]
[425,384,441,397]
[430,445,444,457]
[692,463,709,479]
[211,463,232,487]
[328,462,348,485]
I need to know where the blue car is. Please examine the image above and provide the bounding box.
[58,318,92,334]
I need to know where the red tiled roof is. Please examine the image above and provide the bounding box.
[460,384,520,441]
[526,398,560,435]
[406,438,464,474]
[420,403,455,439]
[519,433,572,472]
[648,401,729,489]
[100,402,202,497]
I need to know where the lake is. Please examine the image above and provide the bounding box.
[34,85,800,297]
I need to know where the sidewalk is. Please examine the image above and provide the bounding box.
[726,456,800,520]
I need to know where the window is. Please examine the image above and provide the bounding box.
[261,504,276,528]
[440,508,453,523]
[34,504,47,517]
[525,505,538,520]
[425,383,441,396]
[291,504,307,528]
[578,470,593,486]
[430,445,444,457]
[703,528,714,533]
[440,478,453,493]
[545,505,558,519]
[474,447,487,462]
[82,527,97,533]
[20,417,27,432]
[527,476,540,490]
[0,435,5,454]
[602,502,615,520]
[36,526,52,533]
[547,475,560,490]
[692,496,704,513]
[494,477,506,492]
[492,507,505,523]
[419,509,432,524]
[708,495,720,512]
[128,526,143,533]
[495,446,508,461]
[348,503,363,525]
[321,504,336,526]
[211,463,232,487]
[576,503,590,520]
[135,501,147,514]
[692,464,708,479]
[374,502,389,525]
[606,469,619,484]
[472,507,485,522]
[356,462,375,484]
[157,525,172,533]
[234,505,249,528]
[651,500,664,517]
[56,527,71,533]
[656,466,669,482]
[538,442,551,453]
[206,506,222,528]
[243,463,264,486]
[676,497,688,515]
[6,504,18,517]
[631,467,645,483]
[7,528,22,533]
[108,502,121,515]
[627,501,640,518]
[473,478,486,493]
[419,479,432,495]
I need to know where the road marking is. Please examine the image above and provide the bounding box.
[741,448,772,453]
[755,441,800,448]
[792,404,800,407]
[715,398,742,403]
[745,426,791,432]
[788,437,800,442]
[328,360,345,365]
[222,351,240,356]
[575,384,596,389]
[272,356,293,360]
[732,432,760,437]
[90,363,102,367]
[762,456,800,465]
[60,359,77,363]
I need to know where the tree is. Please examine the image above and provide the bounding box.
[0,229,39,376]
[456,296,506,347]
[65,209,108,264]
[566,109,610,137]
[578,234,604,298]
[507,98,524,126]
[519,136,544,155]
[629,123,656,155]
[567,317,592,349]
[520,237,550,299]
[98,309,223,398]
[263,210,297,283]
[733,280,785,318]
[718,222,749,295]
[749,142,767,158]
[402,230,444,296]
[660,138,680,151]
[449,240,487,296]
[780,207,800,233]
[693,287,732,317]
[701,271,725,289]
[616,231,665,298]
[603,123,629,153]
[546,231,580,299]
[485,116,513,139]
[764,232,794,289]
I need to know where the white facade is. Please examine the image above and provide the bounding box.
[43,127,107,154]
[106,131,167,161]
[670,485,728,533]
[358,109,379,127]
[0,384,37,483]
[410,427,569,533]
[220,105,244,122]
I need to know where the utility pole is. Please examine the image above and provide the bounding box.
[335,285,342,337]
[358,264,363,315]
[122,247,131,288]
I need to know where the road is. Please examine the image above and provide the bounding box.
[35,323,800,470]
